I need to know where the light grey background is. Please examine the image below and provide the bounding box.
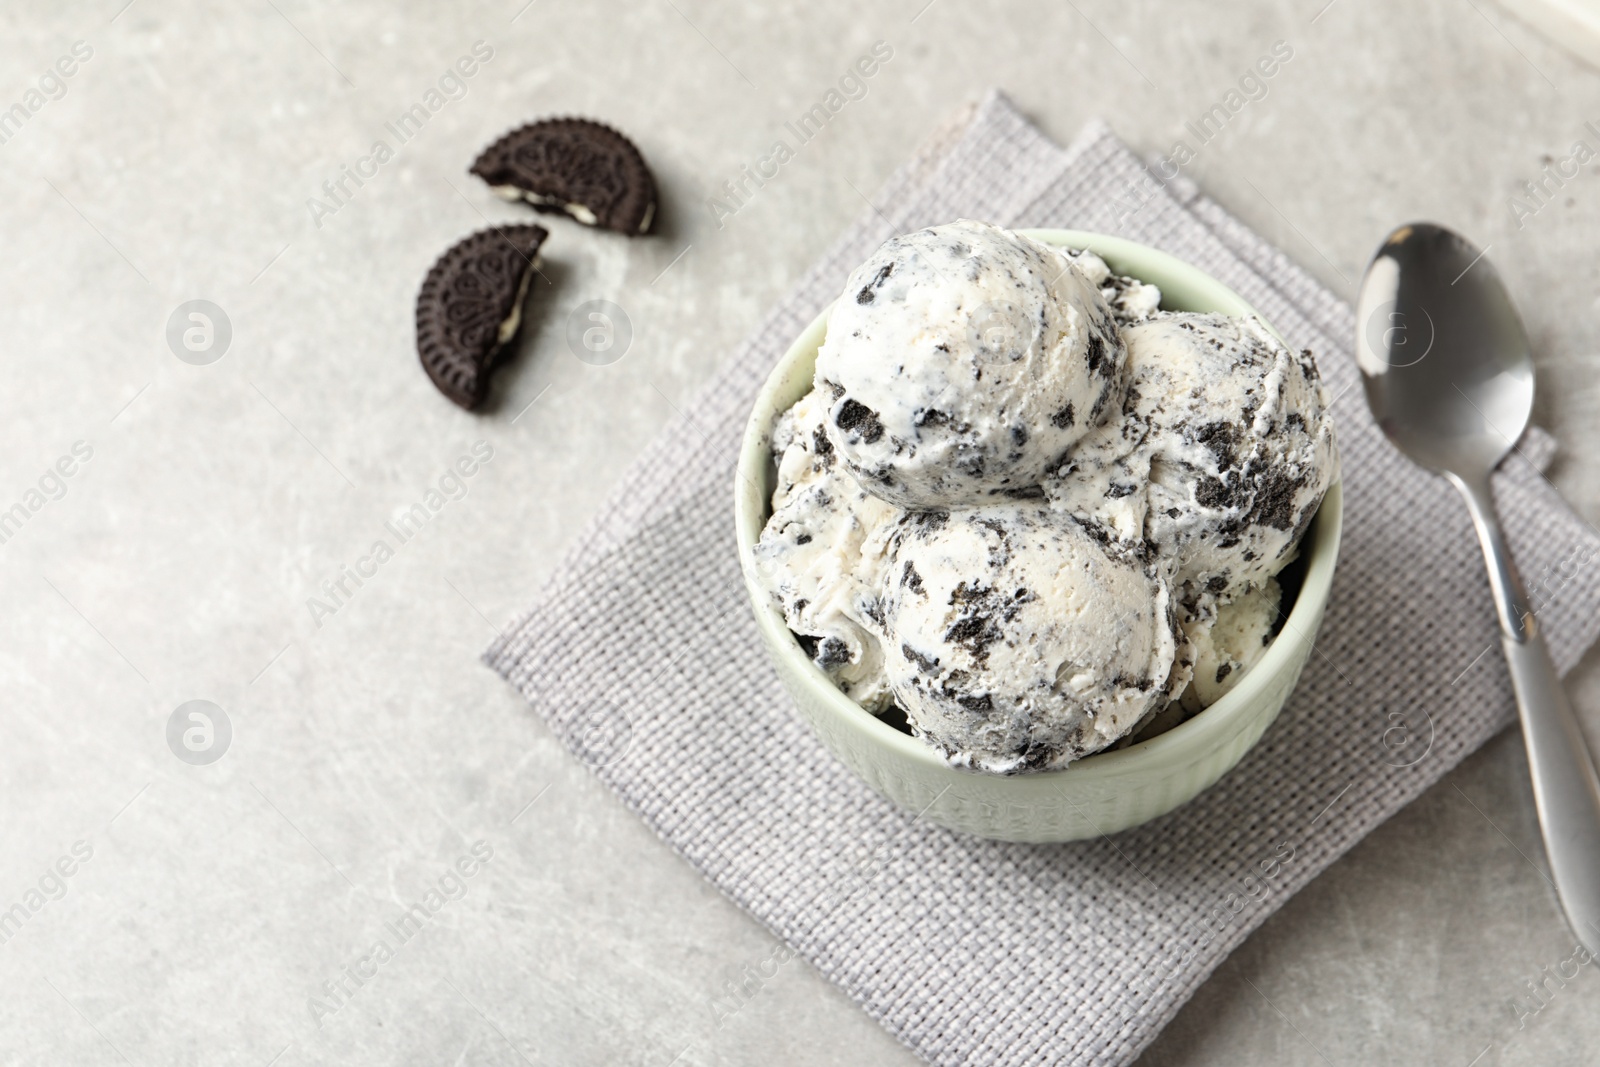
[3,1,1599,1064]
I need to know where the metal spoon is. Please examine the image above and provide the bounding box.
[1357,221,1600,952]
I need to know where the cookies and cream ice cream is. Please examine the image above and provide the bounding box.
[753,390,899,711]
[875,505,1181,773]
[1063,246,1163,326]
[1055,312,1337,613]
[754,221,1336,774]
[1179,577,1282,714]
[814,220,1126,509]
[1107,308,1331,607]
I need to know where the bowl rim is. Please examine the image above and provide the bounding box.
[734,227,1343,788]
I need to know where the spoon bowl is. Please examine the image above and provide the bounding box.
[1357,222,1534,478]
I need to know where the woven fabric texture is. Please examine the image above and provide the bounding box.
[486,92,1600,1066]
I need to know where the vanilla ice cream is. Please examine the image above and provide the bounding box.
[814,220,1126,508]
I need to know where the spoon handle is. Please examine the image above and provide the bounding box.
[1453,471,1600,952]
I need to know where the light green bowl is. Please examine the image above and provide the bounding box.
[734,230,1343,842]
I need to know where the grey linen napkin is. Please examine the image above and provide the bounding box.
[486,91,1600,1066]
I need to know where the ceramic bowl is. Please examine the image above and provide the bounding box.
[734,230,1343,842]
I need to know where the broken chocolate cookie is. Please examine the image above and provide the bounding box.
[470,118,656,235]
[415,224,547,410]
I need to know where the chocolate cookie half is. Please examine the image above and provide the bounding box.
[416,224,547,410]
[470,118,656,235]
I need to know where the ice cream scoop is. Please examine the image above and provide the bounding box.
[1050,312,1336,612]
[1062,247,1163,326]
[753,390,900,710]
[815,219,1125,509]
[875,504,1181,773]
[1179,577,1282,714]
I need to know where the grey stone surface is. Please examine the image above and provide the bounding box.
[2,1,1598,1064]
